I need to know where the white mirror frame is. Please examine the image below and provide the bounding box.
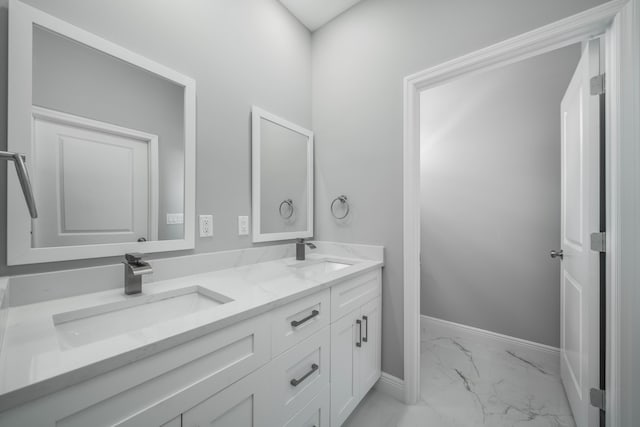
[251,106,313,243]
[7,0,196,265]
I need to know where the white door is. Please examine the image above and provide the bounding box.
[560,41,601,427]
[330,309,361,427]
[31,108,158,247]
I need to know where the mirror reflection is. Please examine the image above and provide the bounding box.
[260,117,309,234]
[252,107,313,243]
[30,26,185,248]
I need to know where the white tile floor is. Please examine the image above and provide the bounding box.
[344,319,575,427]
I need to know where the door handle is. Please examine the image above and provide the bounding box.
[550,250,564,260]
[291,309,319,327]
[362,315,368,343]
[290,363,319,386]
[356,319,362,347]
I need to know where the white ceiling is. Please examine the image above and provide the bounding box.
[279,0,363,31]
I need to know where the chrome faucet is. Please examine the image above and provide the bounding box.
[123,253,153,295]
[0,151,38,218]
[296,239,316,261]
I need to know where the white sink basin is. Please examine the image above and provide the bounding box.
[53,286,232,349]
[290,259,352,278]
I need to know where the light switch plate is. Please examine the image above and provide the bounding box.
[166,213,184,225]
[238,216,249,235]
[199,215,213,237]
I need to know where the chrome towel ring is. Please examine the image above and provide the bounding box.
[279,199,294,219]
[330,195,350,219]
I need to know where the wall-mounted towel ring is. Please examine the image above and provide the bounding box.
[331,195,350,220]
[279,199,294,219]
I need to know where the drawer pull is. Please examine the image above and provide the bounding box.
[363,315,369,343]
[291,309,320,327]
[290,363,319,387]
[356,319,362,347]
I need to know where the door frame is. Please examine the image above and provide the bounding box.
[402,2,638,426]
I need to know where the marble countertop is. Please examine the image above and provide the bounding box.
[0,253,382,412]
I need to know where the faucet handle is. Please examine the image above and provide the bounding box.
[125,252,145,264]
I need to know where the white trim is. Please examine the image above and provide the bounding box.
[7,0,196,264]
[606,2,640,426]
[421,315,560,357]
[403,0,630,409]
[373,372,405,403]
[251,106,314,243]
[404,0,627,93]
[148,137,160,242]
[605,13,622,426]
[30,106,160,242]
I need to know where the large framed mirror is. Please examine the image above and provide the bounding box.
[7,0,196,265]
[251,107,313,243]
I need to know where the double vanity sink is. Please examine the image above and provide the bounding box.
[53,259,350,350]
[0,250,380,426]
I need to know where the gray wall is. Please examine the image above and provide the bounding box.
[33,25,185,241]
[419,45,580,347]
[311,0,609,379]
[0,0,311,274]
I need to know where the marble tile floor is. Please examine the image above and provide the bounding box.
[343,319,575,427]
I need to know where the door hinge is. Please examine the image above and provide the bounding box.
[590,74,606,95]
[590,388,606,411]
[590,232,606,252]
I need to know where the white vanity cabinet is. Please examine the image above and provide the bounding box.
[181,364,272,427]
[330,270,382,427]
[0,313,272,427]
[0,267,382,427]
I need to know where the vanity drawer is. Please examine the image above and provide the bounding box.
[284,384,330,427]
[271,289,330,357]
[269,326,330,426]
[331,269,381,321]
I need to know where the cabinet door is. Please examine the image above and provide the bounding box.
[330,309,361,427]
[182,366,271,427]
[284,384,330,427]
[359,297,382,394]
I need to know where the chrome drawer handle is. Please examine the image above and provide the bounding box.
[290,363,319,387]
[291,310,320,327]
[362,315,368,343]
[356,319,362,347]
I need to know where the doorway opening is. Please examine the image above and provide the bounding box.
[402,3,630,426]
[417,40,599,426]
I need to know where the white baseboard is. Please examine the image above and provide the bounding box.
[374,372,405,402]
[421,315,560,357]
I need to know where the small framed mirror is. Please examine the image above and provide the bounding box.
[7,0,196,264]
[251,107,313,243]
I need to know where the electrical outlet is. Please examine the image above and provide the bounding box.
[199,215,213,237]
[238,216,249,236]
